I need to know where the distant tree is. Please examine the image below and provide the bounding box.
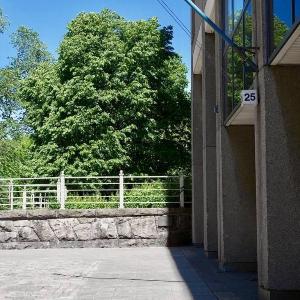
[21,9,191,176]
[0,19,52,177]
[0,136,33,177]
[10,26,52,78]
[0,8,8,33]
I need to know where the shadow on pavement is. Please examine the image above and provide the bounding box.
[168,246,258,300]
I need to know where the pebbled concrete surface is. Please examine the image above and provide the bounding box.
[0,247,257,299]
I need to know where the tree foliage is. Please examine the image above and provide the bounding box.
[0,8,52,177]
[0,8,8,33]
[10,26,52,78]
[21,10,191,176]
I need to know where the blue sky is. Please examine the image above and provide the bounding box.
[0,0,191,80]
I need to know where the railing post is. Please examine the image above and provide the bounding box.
[119,170,124,209]
[22,185,27,210]
[9,179,14,210]
[180,175,184,208]
[60,171,66,209]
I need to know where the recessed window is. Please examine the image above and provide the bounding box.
[224,0,254,119]
[271,0,300,53]
[296,1,300,20]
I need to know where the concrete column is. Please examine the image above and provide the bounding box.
[202,32,218,257]
[255,1,300,298]
[255,66,300,300]
[192,73,204,245]
[214,0,257,271]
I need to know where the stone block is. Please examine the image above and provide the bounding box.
[0,221,14,232]
[73,223,92,241]
[78,218,95,224]
[33,220,57,242]
[0,231,17,243]
[157,215,172,227]
[18,227,39,242]
[48,219,77,241]
[130,217,157,239]
[118,239,137,247]
[116,218,132,238]
[57,209,96,219]
[14,220,33,228]
[91,218,118,239]
[26,210,57,220]
[0,210,27,220]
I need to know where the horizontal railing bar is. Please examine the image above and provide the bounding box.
[65,176,119,179]
[124,188,180,191]
[66,202,120,204]
[67,189,119,192]
[123,182,179,186]
[1,184,57,188]
[124,201,181,204]
[67,195,119,198]
[124,195,179,198]
[65,182,119,186]
[124,176,180,178]
[0,177,59,181]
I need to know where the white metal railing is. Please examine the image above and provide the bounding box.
[0,171,191,210]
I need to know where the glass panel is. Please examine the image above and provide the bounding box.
[233,11,244,47]
[224,0,255,118]
[226,0,233,34]
[233,0,244,28]
[244,1,253,48]
[225,48,235,115]
[232,49,244,109]
[296,0,300,21]
[272,0,292,50]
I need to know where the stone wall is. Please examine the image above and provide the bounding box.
[0,208,191,250]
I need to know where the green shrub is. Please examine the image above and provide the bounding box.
[124,181,169,208]
[65,195,118,209]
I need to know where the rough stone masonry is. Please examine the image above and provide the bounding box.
[0,208,191,249]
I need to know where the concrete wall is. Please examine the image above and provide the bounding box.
[202,32,218,256]
[192,73,204,245]
[0,208,191,250]
[256,66,300,299]
[255,0,300,298]
[214,0,257,271]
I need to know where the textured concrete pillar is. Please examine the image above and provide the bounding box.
[255,1,300,297]
[255,66,300,300]
[202,32,218,257]
[214,0,257,271]
[192,73,203,245]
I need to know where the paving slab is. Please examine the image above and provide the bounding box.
[0,247,257,299]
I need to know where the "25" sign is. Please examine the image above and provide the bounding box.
[241,90,258,105]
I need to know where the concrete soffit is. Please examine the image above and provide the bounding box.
[271,23,300,65]
[193,25,203,74]
[225,101,257,126]
[192,0,216,74]
[204,0,216,33]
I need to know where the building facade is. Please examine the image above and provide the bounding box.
[191,1,300,299]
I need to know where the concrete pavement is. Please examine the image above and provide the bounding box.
[0,247,257,299]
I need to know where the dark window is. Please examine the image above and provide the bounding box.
[296,1,300,20]
[271,0,300,53]
[224,0,254,119]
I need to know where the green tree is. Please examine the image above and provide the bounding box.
[0,17,52,177]
[21,9,190,176]
[0,8,8,33]
[10,26,52,78]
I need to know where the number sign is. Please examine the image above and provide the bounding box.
[241,90,258,105]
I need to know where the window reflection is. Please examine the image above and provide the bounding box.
[295,0,300,20]
[226,0,233,34]
[271,0,300,52]
[224,0,254,117]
